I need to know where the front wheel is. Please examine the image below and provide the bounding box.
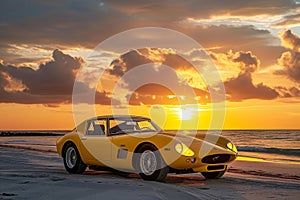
[63,143,87,174]
[201,167,227,179]
[137,144,168,181]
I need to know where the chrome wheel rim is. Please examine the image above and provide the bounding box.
[66,147,77,169]
[140,150,157,175]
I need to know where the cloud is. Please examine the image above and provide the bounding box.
[108,48,194,77]
[277,51,300,82]
[233,51,259,73]
[0,49,113,105]
[279,29,300,52]
[0,1,290,58]
[127,84,210,105]
[275,86,300,98]
[210,50,260,78]
[108,0,296,20]
[224,73,279,101]
[108,49,151,77]
[1,49,82,95]
[212,50,279,101]
[272,13,300,28]
[108,48,209,105]
[127,84,180,106]
[183,25,285,68]
[0,0,291,75]
[110,48,281,102]
[276,30,300,83]
[290,86,300,97]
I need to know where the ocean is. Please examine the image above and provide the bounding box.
[0,130,299,164]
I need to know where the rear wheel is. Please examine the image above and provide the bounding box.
[201,167,227,179]
[137,144,168,181]
[63,143,87,174]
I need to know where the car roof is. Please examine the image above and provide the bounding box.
[88,115,150,121]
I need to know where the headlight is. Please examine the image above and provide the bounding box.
[226,141,237,153]
[175,143,195,157]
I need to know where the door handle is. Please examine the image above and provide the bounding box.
[120,144,125,147]
[81,137,87,140]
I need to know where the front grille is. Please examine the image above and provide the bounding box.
[202,154,231,164]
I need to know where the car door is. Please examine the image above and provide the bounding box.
[80,118,112,162]
[108,118,137,170]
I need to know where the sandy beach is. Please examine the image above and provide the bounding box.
[0,136,299,200]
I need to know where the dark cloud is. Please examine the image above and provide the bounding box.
[275,86,300,98]
[127,84,210,105]
[108,61,125,77]
[108,48,195,78]
[233,51,259,73]
[276,30,300,82]
[179,25,285,68]
[108,48,209,105]
[224,73,279,101]
[212,50,279,101]
[1,49,82,95]
[290,86,300,97]
[210,50,260,73]
[95,91,118,105]
[109,48,282,103]
[279,29,300,52]
[108,0,296,20]
[277,51,300,82]
[0,0,292,67]
[127,85,180,106]
[109,50,151,77]
[161,52,194,71]
[0,0,139,48]
[0,0,292,77]
[0,50,113,105]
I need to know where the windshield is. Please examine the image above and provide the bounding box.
[109,118,161,135]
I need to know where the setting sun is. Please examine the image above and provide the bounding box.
[174,107,196,121]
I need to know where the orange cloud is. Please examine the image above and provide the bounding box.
[224,73,279,101]
[272,13,300,28]
[212,50,279,101]
[279,29,300,52]
[275,86,300,98]
[276,30,300,83]
[108,48,210,105]
[128,84,209,105]
[277,51,300,82]
[0,50,114,105]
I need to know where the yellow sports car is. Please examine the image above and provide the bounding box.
[56,115,237,181]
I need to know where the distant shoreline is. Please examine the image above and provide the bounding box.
[0,130,68,137]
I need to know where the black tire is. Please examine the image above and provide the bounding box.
[63,143,87,174]
[137,144,168,181]
[201,167,227,179]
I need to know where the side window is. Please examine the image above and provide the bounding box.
[109,119,138,135]
[109,119,122,134]
[86,119,106,136]
[137,120,155,131]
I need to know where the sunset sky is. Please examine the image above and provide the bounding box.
[0,0,300,130]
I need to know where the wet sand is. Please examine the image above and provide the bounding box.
[0,137,299,199]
